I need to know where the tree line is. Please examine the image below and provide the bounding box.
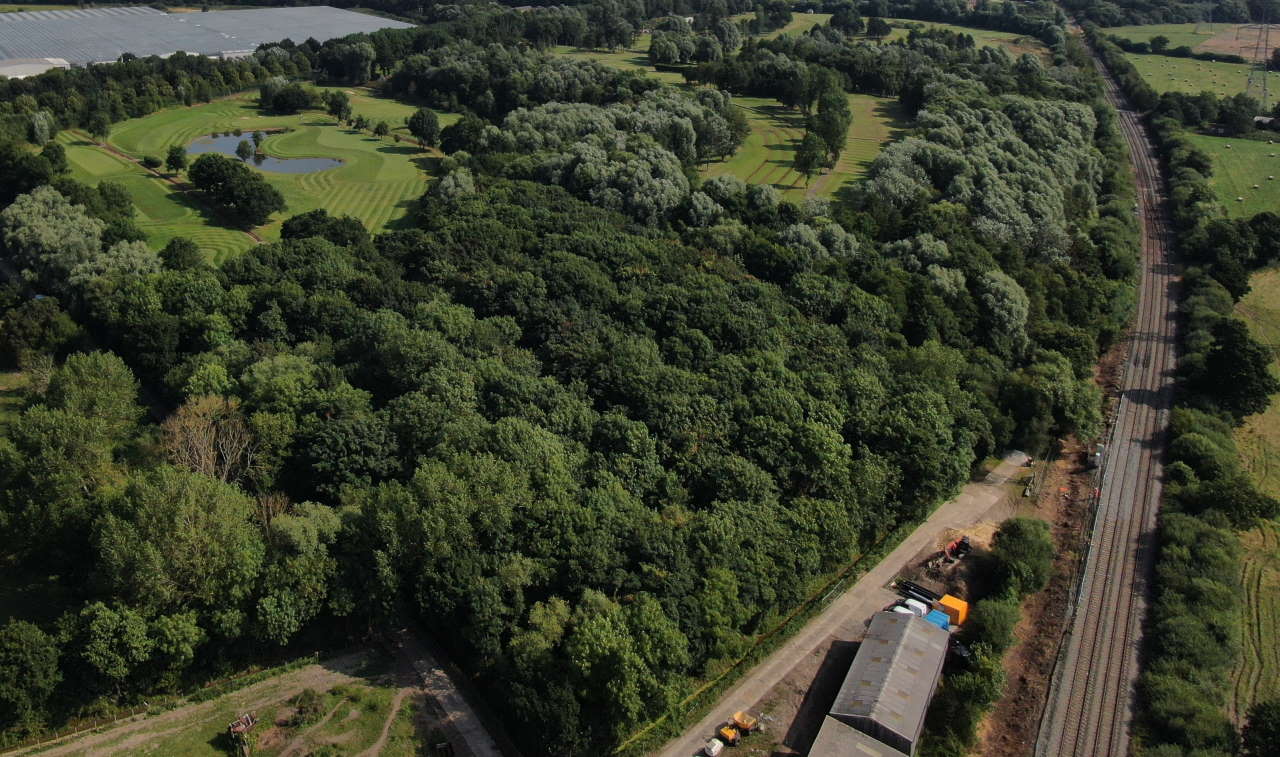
[1085,24,1280,757]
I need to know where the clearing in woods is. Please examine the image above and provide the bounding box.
[882,17,1050,59]
[63,87,456,262]
[699,94,907,199]
[1231,267,1280,724]
[1185,133,1280,217]
[11,651,445,757]
[1124,53,1255,96]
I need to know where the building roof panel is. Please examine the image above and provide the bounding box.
[828,612,949,746]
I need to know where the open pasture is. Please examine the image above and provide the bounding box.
[1232,268,1280,724]
[1185,133,1280,217]
[1228,519,1280,724]
[1125,53,1255,95]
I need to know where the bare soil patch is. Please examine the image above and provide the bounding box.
[972,438,1095,756]
[1197,24,1280,60]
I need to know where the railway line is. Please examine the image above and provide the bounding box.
[1035,43,1178,757]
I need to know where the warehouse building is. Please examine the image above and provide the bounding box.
[0,6,412,77]
[808,716,909,757]
[817,611,949,756]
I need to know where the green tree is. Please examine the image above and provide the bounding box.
[46,351,142,442]
[0,620,61,731]
[253,503,342,644]
[87,112,110,142]
[322,90,350,121]
[165,144,187,173]
[1201,318,1279,420]
[235,139,254,162]
[963,595,1020,653]
[0,297,81,366]
[67,602,152,695]
[373,120,390,137]
[991,517,1053,596]
[1,185,105,294]
[794,131,825,184]
[866,17,892,40]
[812,89,852,164]
[94,467,266,635]
[1242,698,1280,757]
[1149,34,1170,53]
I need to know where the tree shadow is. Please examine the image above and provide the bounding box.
[874,98,913,141]
[375,144,422,157]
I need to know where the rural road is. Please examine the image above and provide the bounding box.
[1035,34,1178,757]
[653,451,1028,757]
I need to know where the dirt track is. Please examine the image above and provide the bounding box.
[9,652,372,757]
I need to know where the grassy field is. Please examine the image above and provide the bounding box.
[64,88,453,261]
[1235,268,1280,494]
[61,133,255,263]
[883,18,1049,58]
[1106,22,1222,50]
[700,94,905,199]
[554,34,688,85]
[47,653,438,756]
[1125,53,1255,95]
[724,12,834,40]
[1230,520,1280,724]
[1185,133,1280,217]
[1231,268,1280,725]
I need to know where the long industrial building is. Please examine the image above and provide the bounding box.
[810,611,949,756]
[0,6,412,77]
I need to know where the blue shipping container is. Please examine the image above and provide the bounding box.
[925,610,950,631]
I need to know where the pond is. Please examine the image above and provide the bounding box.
[186,133,342,174]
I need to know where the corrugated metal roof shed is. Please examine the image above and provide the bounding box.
[828,612,948,755]
[0,6,412,66]
[808,716,910,757]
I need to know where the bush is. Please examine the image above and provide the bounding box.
[962,595,1020,654]
[141,155,162,170]
[287,688,327,726]
[990,517,1053,597]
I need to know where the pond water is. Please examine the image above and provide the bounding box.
[186,133,342,174]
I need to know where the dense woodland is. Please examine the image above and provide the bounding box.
[0,3,1151,754]
[1065,0,1265,26]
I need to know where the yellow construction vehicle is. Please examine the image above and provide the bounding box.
[731,711,759,734]
[717,724,740,746]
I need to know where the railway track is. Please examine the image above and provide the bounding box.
[1036,44,1179,757]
